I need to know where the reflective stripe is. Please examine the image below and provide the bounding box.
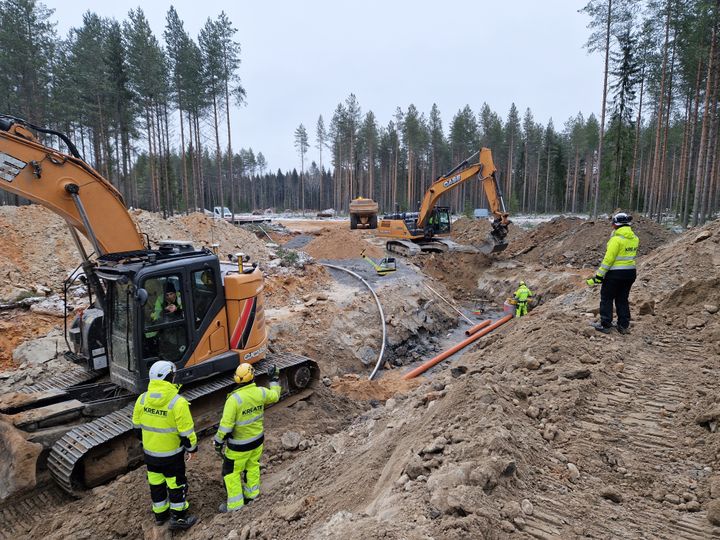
[244,485,260,493]
[214,434,225,444]
[615,256,635,261]
[153,499,169,509]
[232,393,243,406]
[600,263,611,269]
[167,395,180,410]
[170,502,187,510]
[228,493,245,503]
[178,429,194,437]
[186,444,197,452]
[140,393,146,405]
[270,381,280,388]
[144,447,184,458]
[610,264,635,270]
[235,414,263,427]
[228,432,264,446]
[140,424,178,434]
[261,387,266,400]
[132,422,140,429]
[217,425,233,434]
[149,392,162,399]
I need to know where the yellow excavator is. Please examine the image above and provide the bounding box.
[376,148,510,256]
[0,115,317,497]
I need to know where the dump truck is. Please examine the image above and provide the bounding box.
[349,197,378,229]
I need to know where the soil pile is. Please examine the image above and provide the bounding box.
[503,215,673,268]
[302,227,384,260]
[0,206,271,303]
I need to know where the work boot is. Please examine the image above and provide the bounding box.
[154,510,170,526]
[218,502,243,513]
[169,514,198,530]
[244,496,257,506]
[617,325,631,335]
[590,322,612,334]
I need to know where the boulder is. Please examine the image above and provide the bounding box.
[281,431,302,451]
[12,334,67,365]
[0,418,43,501]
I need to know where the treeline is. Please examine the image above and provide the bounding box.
[1,0,718,224]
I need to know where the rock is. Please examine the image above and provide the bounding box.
[226,530,239,540]
[280,431,302,451]
[521,499,534,515]
[705,304,719,314]
[404,456,428,480]
[501,501,523,520]
[499,520,516,533]
[422,436,447,454]
[637,300,655,316]
[708,500,720,525]
[298,439,311,451]
[142,524,172,540]
[385,398,396,410]
[563,368,591,380]
[567,463,580,482]
[426,464,471,492]
[525,405,540,419]
[613,362,625,373]
[276,496,315,521]
[450,366,467,378]
[709,476,720,498]
[522,356,541,370]
[29,295,70,317]
[664,493,681,504]
[12,334,67,365]
[431,382,446,392]
[394,474,410,488]
[695,408,720,431]
[686,500,701,512]
[693,231,712,243]
[0,419,43,501]
[513,516,527,530]
[322,377,332,387]
[685,316,705,330]
[651,489,667,502]
[600,486,623,503]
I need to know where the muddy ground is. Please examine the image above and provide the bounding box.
[1,207,720,539]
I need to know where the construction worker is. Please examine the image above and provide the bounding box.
[132,360,198,530]
[214,363,281,513]
[514,281,533,317]
[152,281,183,321]
[586,212,639,334]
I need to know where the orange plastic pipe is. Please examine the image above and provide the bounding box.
[465,319,491,336]
[402,314,514,380]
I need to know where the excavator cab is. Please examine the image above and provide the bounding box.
[99,246,250,393]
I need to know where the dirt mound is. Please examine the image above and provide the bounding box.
[414,252,493,299]
[0,206,271,303]
[502,215,673,268]
[302,227,384,260]
[132,210,271,262]
[331,372,421,402]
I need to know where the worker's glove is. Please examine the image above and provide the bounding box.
[214,441,224,457]
[268,364,280,382]
[586,275,603,287]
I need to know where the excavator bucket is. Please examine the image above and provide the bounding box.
[477,238,508,255]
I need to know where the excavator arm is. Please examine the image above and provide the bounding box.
[0,116,145,256]
[417,147,508,228]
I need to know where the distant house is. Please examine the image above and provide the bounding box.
[473,208,489,219]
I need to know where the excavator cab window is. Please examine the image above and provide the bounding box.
[436,208,451,234]
[192,268,216,329]
[109,281,136,373]
[142,275,188,363]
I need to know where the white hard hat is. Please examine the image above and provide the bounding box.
[149,360,176,381]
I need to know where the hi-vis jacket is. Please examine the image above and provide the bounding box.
[132,379,197,462]
[214,381,281,455]
[514,284,533,303]
[596,226,639,278]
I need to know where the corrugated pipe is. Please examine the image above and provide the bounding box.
[320,263,387,381]
[402,313,513,380]
[465,319,491,336]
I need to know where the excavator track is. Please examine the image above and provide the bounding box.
[47,352,317,496]
[18,367,102,394]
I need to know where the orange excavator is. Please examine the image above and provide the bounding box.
[0,116,317,496]
[376,148,510,256]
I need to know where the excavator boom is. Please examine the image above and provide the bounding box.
[0,116,145,255]
[378,147,510,255]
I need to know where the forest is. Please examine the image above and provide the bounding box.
[0,0,718,225]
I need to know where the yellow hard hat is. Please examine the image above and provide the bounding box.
[234,363,255,384]
[519,280,525,286]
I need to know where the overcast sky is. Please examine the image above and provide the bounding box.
[43,0,602,172]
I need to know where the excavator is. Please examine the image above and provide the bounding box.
[0,115,317,497]
[376,148,510,256]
